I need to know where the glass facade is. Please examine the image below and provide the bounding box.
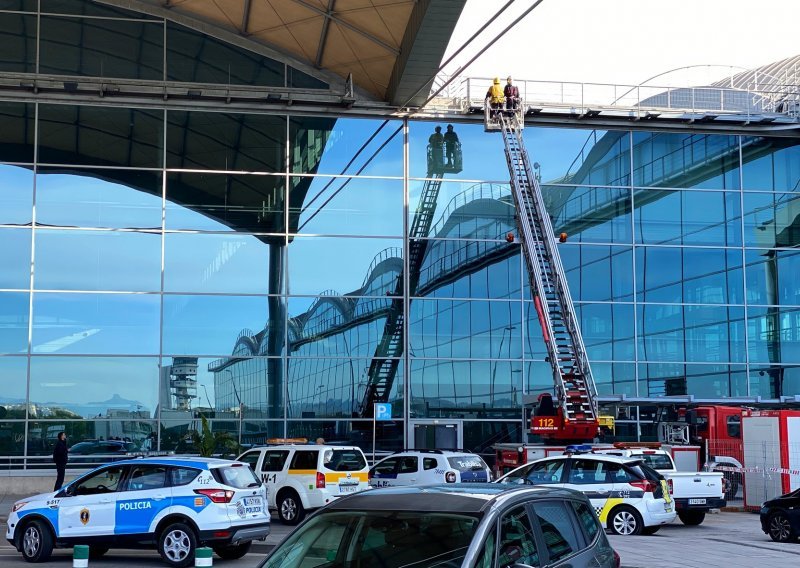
[1,2,800,466]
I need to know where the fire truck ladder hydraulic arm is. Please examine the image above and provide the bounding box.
[497,111,599,439]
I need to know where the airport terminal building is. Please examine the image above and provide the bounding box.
[1,0,799,467]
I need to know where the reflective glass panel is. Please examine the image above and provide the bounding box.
[409,359,522,418]
[0,1,36,10]
[743,192,800,248]
[463,422,522,454]
[558,245,634,302]
[0,292,28,354]
[0,356,27,411]
[409,299,522,359]
[288,358,403,419]
[287,236,403,296]
[750,364,800,399]
[639,363,747,398]
[576,303,635,361]
[633,132,740,189]
[165,172,284,233]
[167,111,285,172]
[0,164,33,226]
[39,16,164,80]
[29,356,159,419]
[0,12,35,73]
[636,247,744,304]
[638,304,746,363]
[35,230,161,292]
[747,306,800,364]
[741,136,800,191]
[591,362,636,397]
[288,296,393,358]
[417,239,523,300]
[546,185,632,243]
[208,357,280,419]
[36,168,163,229]
[745,248,800,306]
[165,232,278,295]
[166,22,284,87]
[162,295,280,357]
[41,0,155,18]
[286,421,402,452]
[0,228,30,289]
[31,292,160,355]
[287,67,327,89]
[290,117,402,177]
[291,176,403,236]
[635,189,742,246]
[0,103,34,165]
[26,421,157,459]
[38,105,163,168]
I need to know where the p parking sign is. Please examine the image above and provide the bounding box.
[374,403,392,421]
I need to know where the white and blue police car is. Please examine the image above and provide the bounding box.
[5,457,269,567]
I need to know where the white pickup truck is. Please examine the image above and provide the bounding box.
[595,447,725,525]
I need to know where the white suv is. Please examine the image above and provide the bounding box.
[369,450,492,487]
[6,457,269,567]
[496,453,675,535]
[237,444,370,525]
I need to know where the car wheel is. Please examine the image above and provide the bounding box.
[278,491,305,525]
[20,520,54,563]
[158,522,197,568]
[89,546,110,559]
[213,541,252,560]
[608,506,644,536]
[768,511,796,543]
[677,510,706,526]
[642,526,660,535]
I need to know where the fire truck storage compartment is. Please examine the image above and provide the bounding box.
[743,410,800,508]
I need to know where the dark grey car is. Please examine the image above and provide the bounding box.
[259,484,620,568]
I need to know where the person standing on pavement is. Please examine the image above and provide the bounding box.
[53,431,68,491]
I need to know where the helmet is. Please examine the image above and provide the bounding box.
[507,76,513,82]
[493,77,500,84]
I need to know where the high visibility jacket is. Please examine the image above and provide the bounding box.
[486,84,504,104]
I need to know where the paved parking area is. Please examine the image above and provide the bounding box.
[611,512,800,568]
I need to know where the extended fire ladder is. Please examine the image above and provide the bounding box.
[496,111,599,430]
[358,171,445,417]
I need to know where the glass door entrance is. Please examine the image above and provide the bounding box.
[411,421,461,450]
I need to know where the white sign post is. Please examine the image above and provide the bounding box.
[373,403,392,464]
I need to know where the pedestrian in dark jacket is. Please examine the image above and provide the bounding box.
[53,432,68,491]
[504,76,520,111]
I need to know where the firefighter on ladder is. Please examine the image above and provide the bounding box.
[485,77,504,122]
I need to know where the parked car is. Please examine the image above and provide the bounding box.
[6,457,269,567]
[236,444,370,525]
[593,446,725,525]
[369,449,492,487]
[495,453,675,535]
[760,488,800,542]
[259,485,620,568]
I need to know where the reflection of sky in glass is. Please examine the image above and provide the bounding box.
[0,228,32,288]
[0,165,33,225]
[0,357,27,402]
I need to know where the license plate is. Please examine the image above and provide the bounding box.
[689,498,706,505]
[339,485,358,493]
[243,497,262,508]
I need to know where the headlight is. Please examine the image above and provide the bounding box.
[11,502,28,513]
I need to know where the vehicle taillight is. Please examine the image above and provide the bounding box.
[194,489,234,503]
[630,479,658,493]
[667,478,674,494]
[316,472,326,489]
[445,471,457,483]
[613,549,621,568]
[368,470,373,481]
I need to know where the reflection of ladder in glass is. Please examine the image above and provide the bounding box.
[498,112,598,429]
[358,172,445,417]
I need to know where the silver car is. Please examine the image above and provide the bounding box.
[260,484,620,568]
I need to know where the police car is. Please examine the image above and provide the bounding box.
[369,449,493,487]
[496,450,675,535]
[5,457,269,567]
[236,444,370,525]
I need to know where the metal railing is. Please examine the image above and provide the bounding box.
[426,75,800,119]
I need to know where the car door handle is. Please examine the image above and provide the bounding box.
[153,495,166,501]
[99,499,112,504]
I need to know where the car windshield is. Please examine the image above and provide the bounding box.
[261,510,481,568]
[632,454,673,470]
[324,449,367,472]
[446,456,487,472]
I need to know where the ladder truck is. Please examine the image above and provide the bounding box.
[486,105,600,443]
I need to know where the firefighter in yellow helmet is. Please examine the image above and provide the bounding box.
[485,77,504,118]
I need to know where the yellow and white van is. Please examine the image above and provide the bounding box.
[237,444,370,524]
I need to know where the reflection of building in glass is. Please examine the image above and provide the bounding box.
[160,357,198,411]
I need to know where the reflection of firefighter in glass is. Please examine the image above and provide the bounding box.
[427,126,444,175]
[443,125,459,167]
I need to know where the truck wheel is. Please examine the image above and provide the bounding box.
[158,522,197,568]
[768,511,796,543]
[214,542,252,560]
[678,511,706,526]
[607,506,644,536]
[20,520,54,563]
[277,490,305,525]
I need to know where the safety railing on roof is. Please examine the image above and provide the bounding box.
[425,75,800,118]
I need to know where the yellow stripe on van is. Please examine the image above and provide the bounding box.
[287,470,318,475]
[325,472,368,483]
